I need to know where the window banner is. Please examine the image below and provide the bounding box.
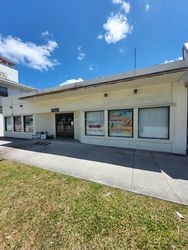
[14,116,22,132]
[109,110,133,137]
[86,111,104,136]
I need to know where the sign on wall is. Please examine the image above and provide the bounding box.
[51,108,59,113]
[0,71,7,79]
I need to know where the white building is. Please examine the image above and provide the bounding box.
[2,44,188,154]
[0,56,35,136]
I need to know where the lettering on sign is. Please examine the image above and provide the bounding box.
[0,71,7,79]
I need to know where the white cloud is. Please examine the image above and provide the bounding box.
[112,0,121,3]
[164,57,183,64]
[76,46,86,61]
[97,34,103,40]
[59,78,83,86]
[103,13,132,44]
[119,46,126,55]
[145,4,150,12]
[89,65,94,71]
[77,46,82,51]
[0,34,58,71]
[41,30,50,37]
[77,52,86,61]
[98,1,132,44]
[112,0,130,14]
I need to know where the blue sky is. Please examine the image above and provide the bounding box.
[0,0,188,89]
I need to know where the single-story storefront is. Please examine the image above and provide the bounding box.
[2,45,188,154]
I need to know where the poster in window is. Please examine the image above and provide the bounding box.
[14,116,22,132]
[109,109,133,137]
[86,111,104,136]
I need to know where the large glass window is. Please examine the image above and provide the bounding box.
[24,115,33,132]
[14,116,22,132]
[5,117,12,131]
[108,109,133,137]
[85,111,104,136]
[138,107,169,139]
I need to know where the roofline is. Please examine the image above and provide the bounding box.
[0,77,37,91]
[19,63,188,100]
[0,56,16,66]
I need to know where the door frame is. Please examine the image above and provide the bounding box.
[55,112,74,139]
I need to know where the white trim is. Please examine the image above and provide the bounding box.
[81,103,175,112]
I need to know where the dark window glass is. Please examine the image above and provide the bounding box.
[0,86,8,97]
[14,116,22,132]
[24,115,33,132]
[108,109,133,137]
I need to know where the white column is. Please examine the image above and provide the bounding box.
[134,108,138,139]
[104,109,108,138]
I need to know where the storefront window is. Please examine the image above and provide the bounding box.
[108,109,133,137]
[24,115,33,132]
[138,107,169,139]
[14,116,22,132]
[85,111,104,136]
[5,117,12,131]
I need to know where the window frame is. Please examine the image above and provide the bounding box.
[24,115,33,133]
[108,109,134,138]
[13,116,22,132]
[5,116,12,132]
[85,110,105,136]
[138,106,170,140]
[0,86,8,97]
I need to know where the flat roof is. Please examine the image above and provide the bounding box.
[0,77,37,91]
[19,60,188,100]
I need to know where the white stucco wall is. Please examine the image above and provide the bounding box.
[0,114,4,137]
[35,113,55,136]
[0,64,18,82]
[2,78,188,154]
[0,84,33,137]
[74,111,81,141]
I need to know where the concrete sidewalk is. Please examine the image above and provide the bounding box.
[0,138,188,205]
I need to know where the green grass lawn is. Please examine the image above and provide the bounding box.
[0,160,188,250]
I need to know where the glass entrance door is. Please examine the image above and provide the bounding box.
[56,113,74,138]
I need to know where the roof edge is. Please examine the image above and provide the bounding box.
[0,77,37,91]
[19,61,188,100]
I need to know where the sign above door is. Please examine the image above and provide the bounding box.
[51,108,59,113]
